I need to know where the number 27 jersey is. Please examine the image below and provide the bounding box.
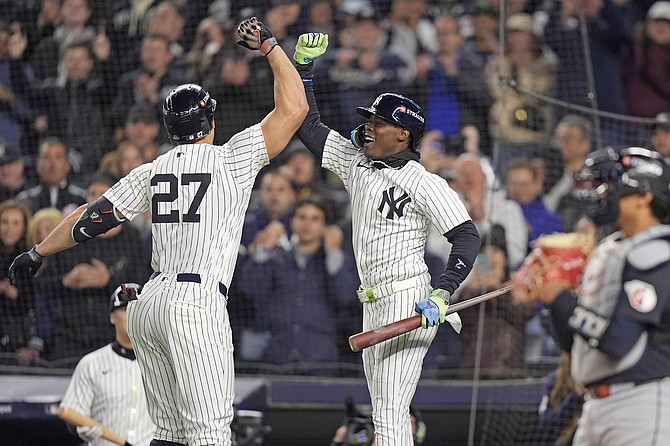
[104,124,269,287]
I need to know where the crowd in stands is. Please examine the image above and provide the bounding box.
[1,0,670,379]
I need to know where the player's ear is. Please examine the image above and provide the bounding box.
[398,128,410,145]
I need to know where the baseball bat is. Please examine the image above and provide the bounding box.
[58,406,133,446]
[348,282,514,352]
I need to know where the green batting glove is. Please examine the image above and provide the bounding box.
[414,288,450,329]
[294,32,329,65]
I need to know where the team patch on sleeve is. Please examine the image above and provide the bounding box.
[623,279,657,313]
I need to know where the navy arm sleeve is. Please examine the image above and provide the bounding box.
[436,221,481,294]
[550,289,647,358]
[294,62,331,162]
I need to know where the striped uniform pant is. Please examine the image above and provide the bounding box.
[362,282,437,446]
[127,273,235,445]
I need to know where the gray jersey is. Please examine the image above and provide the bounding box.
[322,130,471,288]
[104,124,268,287]
[60,344,155,446]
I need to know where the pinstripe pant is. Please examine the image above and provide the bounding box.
[128,275,235,446]
[362,283,437,446]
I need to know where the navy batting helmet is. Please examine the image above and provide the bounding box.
[575,146,667,225]
[356,93,426,150]
[163,84,217,143]
[109,283,142,312]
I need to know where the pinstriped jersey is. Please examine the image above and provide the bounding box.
[322,130,471,288]
[60,344,155,446]
[104,124,269,287]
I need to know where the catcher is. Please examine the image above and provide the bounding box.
[512,146,670,446]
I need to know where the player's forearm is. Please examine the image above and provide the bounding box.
[267,47,308,130]
[35,204,85,256]
[295,62,329,159]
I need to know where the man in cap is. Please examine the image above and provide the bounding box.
[59,283,155,446]
[651,112,670,161]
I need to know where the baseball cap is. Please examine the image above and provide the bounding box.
[109,283,142,312]
[647,1,670,21]
[652,112,670,131]
[506,13,534,34]
[0,139,22,165]
[127,103,158,125]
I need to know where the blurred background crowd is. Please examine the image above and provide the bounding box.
[0,0,669,386]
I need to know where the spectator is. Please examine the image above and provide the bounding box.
[0,199,40,366]
[651,111,670,160]
[460,4,500,70]
[262,0,303,56]
[538,352,584,446]
[34,40,110,174]
[305,0,337,36]
[544,115,593,232]
[457,226,536,379]
[418,14,493,155]
[26,207,63,249]
[121,102,166,162]
[624,1,670,119]
[33,170,151,364]
[59,283,154,446]
[486,13,557,171]
[237,196,358,370]
[30,0,110,84]
[241,170,297,255]
[0,21,32,150]
[505,158,563,250]
[0,139,27,203]
[144,1,186,66]
[315,7,409,133]
[449,153,528,269]
[109,33,188,135]
[185,17,229,84]
[15,138,87,215]
[542,0,630,119]
[278,140,350,224]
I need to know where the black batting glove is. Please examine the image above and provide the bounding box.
[237,17,278,56]
[8,245,44,285]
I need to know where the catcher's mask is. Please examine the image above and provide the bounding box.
[574,146,666,225]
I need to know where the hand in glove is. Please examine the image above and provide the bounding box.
[294,32,329,64]
[415,289,450,329]
[8,245,44,285]
[237,17,278,56]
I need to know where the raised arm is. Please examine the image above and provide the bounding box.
[236,17,308,160]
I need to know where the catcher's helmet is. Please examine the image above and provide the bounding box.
[356,93,426,150]
[109,283,142,312]
[575,146,667,225]
[163,84,217,143]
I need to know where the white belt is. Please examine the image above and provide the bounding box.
[357,276,426,303]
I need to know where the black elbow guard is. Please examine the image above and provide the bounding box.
[72,197,126,243]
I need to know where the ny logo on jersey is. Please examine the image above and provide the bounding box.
[378,186,411,219]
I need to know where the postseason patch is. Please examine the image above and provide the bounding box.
[623,280,657,313]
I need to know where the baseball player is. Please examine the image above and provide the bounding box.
[292,34,481,445]
[60,283,154,446]
[8,17,307,446]
[514,147,670,445]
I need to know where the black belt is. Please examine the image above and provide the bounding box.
[150,272,227,296]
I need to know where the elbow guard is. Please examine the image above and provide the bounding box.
[72,197,126,243]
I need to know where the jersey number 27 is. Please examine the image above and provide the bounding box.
[151,173,211,223]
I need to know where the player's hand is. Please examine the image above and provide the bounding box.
[118,283,141,303]
[76,425,103,442]
[351,123,366,148]
[415,288,450,329]
[237,17,278,56]
[294,32,328,64]
[8,246,44,286]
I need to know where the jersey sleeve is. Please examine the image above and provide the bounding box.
[415,173,472,234]
[59,355,96,416]
[223,123,270,191]
[104,163,153,221]
[321,130,359,187]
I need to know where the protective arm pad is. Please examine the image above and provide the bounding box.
[71,197,126,243]
[436,221,481,294]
